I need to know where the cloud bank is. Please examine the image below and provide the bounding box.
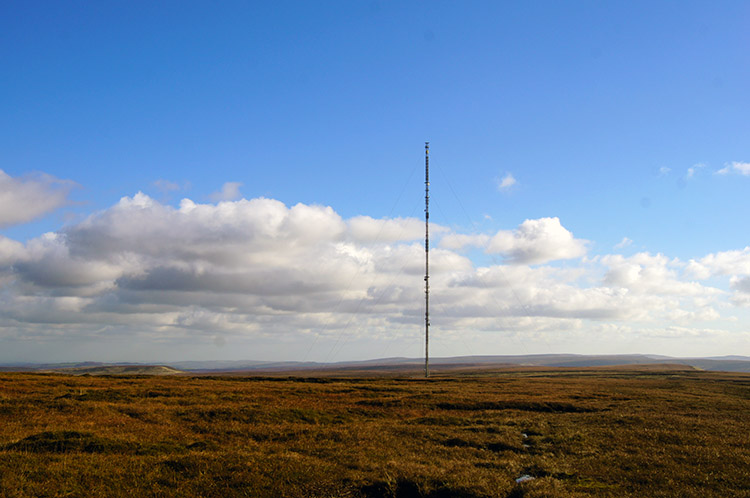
[0,193,746,360]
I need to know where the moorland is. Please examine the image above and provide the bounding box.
[0,366,749,497]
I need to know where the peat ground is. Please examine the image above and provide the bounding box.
[0,367,749,497]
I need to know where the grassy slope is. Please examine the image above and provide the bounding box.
[0,368,749,497]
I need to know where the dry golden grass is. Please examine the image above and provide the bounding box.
[1,367,749,497]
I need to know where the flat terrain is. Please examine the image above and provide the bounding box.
[1,367,749,497]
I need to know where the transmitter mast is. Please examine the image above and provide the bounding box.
[424,142,430,378]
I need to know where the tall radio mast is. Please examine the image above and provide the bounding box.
[424,142,430,378]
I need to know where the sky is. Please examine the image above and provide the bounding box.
[1,1,750,364]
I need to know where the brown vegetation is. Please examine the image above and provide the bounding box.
[1,367,749,497]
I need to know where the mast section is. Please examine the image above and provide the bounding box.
[424,142,430,378]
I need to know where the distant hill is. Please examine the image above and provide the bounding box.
[4,354,750,374]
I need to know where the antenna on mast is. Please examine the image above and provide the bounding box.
[424,142,430,378]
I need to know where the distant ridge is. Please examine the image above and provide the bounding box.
[169,354,750,373]
[43,365,184,376]
[4,354,750,374]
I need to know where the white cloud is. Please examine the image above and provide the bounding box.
[0,236,26,267]
[601,252,716,297]
[686,163,705,179]
[687,248,750,278]
[730,276,750,293]
[446,265,637,321]
[439,233,490,251]
[0,169,75,228]
[728,276,750,307]
[496,172,517,191]
[658,167,671,176]
[732,162,750,174]
[486,217,587,264]
[348,216,442,243]
[66,193,348,269]
[685,248,750,309]
[635,326,727,340]
[717,161,750,176]
[614,237,632,249]
[210,182,243,202]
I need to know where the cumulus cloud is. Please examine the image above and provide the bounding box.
[496,172,517,191]
[486,217,587,264]
[686,248,750,278]
[717,162,750,176]
[0,169,75,228]
[14,232,122,292]
[682,248,750,309]
[593,252,725,326]
[0,192,744,358]
[445,265,637,322]
[601,252,715,297]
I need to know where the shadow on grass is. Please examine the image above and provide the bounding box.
[443,437,521,453]
[3,431,132,454]
[360,478,486,498]
[3,431,216,455]
[56,389,130,402]
[436,401,598,413]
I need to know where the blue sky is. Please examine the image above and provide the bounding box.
[1,1,750,363]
